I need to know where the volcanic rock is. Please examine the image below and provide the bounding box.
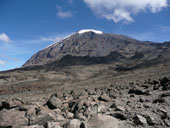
[0,108,28,128]
[134,114,147,125]
[47,96,63,109]
[66,119,81,128]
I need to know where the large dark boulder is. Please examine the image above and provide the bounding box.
[160,77,170,90]
[46,95,62,109]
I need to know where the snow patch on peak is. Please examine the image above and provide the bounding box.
[43,33,74,50]
[62,33,75,40]
[78,29,103,34]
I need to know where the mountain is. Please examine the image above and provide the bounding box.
[1,29,170,95]
[23,29,170,68]
[1,30,170,128]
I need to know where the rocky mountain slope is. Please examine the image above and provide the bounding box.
[0,77,170,128]
[23,29,170,68]
[1,29,170,128]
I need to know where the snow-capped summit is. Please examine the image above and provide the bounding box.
[78,29,103,34]
[43,29,103,50]
[23,30,142,67]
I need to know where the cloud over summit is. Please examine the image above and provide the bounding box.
[84,0,168,23]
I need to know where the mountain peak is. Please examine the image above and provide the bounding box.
[77,29,103,34]
[23,32,138,67]
[24,31,168,67]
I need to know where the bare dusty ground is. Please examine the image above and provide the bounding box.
[0,61,170,128]
[0,61,170,102]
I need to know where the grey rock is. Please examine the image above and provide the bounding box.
[153,84,160,90]
[115,106,126,112]
[145,116,155,126]
[97,103,106,113]
[153,98,166,103]
[87,114,131,128]
[98,94,111,102]
[134,114,147,125]
[47,96,62,109]
[29,114,54,126]
[75,113,86,121]
[46,121,63,128]
[128,89,149,95]
[23,125,44,128]
[164,119,170,127]
[88,104,98,115]
[0,108,28,127]
[160,77,170,90]
[0,101,2,110]
[66,112,74,119]
[111,112,127,120]
[1,100,22,109]
[67,119,81,128]
[161,92,170,97]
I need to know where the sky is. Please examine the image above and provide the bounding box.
[0,0,170,71]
